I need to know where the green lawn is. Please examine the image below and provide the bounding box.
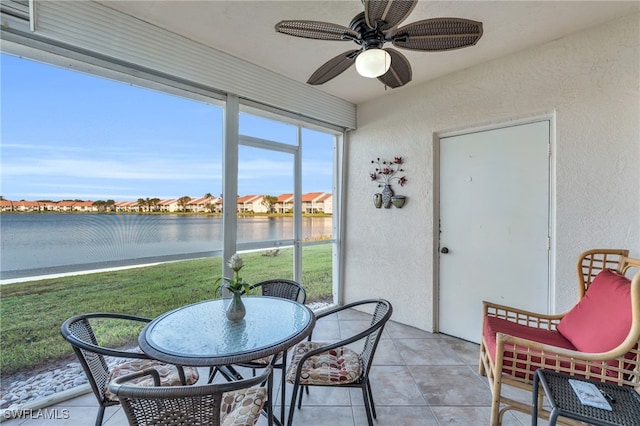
[0,246,332,378]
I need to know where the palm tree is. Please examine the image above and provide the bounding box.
[202,193,216,213]
[149,197,161,212]
[177,196,191,212]
[137,198,146,212]
[93,200,105,212]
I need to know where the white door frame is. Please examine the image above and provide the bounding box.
[432,112,557,333]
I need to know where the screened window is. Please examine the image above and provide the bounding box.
[1,54,340,301]
[0,54,224,276]
[235,108,337,295]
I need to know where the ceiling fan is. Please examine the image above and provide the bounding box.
[275,0,483,88]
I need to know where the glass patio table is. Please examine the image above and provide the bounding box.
[139,296,315,367]
[139,296,315,425]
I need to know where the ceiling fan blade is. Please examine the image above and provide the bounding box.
[275,20,359,41]
[307,50,360,85]
[377,48,412,88]
[391,18,483,51]
[364,0,418,31]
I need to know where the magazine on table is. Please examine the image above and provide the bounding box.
[568,379,613,411]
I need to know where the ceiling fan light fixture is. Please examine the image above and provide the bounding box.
[276,1,483,88]
[355,48,391,78]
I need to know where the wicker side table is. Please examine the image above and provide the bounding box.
[532,369,640,426]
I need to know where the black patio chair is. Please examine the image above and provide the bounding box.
[109,365,273,426]
[285,299,393,426]
[61,313,199,426]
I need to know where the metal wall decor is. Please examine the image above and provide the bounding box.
[370,157,407,208]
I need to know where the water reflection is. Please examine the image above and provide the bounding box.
[0,214,333,277]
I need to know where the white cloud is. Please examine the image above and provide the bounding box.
[2,158,221,181]
[1,142,92,153]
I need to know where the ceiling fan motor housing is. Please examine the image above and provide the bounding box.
[349,12,385,50]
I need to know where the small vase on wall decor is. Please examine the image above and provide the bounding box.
[381,184,394,208]
[373,193,382,208]
[391,195,406,208]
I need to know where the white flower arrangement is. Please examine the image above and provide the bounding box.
[214,253,251,295]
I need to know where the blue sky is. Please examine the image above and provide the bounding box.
[1,54,334,202]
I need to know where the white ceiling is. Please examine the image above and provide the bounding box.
[99,1,639,105]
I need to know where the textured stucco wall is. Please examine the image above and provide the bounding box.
[343,14,640,331]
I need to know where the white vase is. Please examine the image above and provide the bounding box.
[381,185,394,209]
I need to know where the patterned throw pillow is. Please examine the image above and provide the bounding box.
[285,341,363,385]
[105,359,199,401]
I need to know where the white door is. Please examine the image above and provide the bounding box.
[438,121,550,343]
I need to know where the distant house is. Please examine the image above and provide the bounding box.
[214,198,223,212]
[1,194,332,214]
[56,201,76,212]
[73,201,96,212]
[237,195,267,213]
[187,197,219,213]
[0,199,15,212]
[157,199,177,212]
[276,193,293,213]
[20,201,46,212]
[114,201,139,213]
[113,201,126,212]
[316,193,333,214]
[187,197,205,212]
[1,200,101,212]
[41,201,58,211]
[302,192,332,214]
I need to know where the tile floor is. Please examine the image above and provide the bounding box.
[2,307,545,426]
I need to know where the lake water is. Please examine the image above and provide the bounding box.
[0,213,333,280]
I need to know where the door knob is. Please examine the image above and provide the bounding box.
[441,247,449,254]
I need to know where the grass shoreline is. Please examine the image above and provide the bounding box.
[1,256,213,285]
[0,247,332,379]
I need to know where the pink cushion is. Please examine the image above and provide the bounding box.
[484,316,576,355]
[483,316,576,379]
[557,269,632,353]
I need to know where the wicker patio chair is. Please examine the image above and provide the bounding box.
[210,278,306,423]
[109,365,273,426]
[285,299,393,426]
[479,249,640,425]
[249,278,306,303]
[61,313,200,426]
